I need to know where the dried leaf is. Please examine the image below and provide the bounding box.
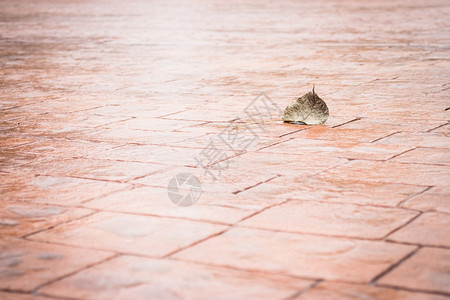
[282,87,329,125]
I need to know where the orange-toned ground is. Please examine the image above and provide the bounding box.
[1,0,449,299]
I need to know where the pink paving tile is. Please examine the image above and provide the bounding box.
[387,212,450,247]
[295,281,449,300]
[101,117,200,132]
[391,147,450,165]
[0,292,53,300]
[317,160,450,186]
[178,120,307,138]
[87,144,202,167]
[84,103,188,119]
[362,95,449,114]
[231,151,347,177]
[0,237,113,292]
[39,255,313,300]
[377,247,450,294]
[429,123,449,134]
[173,227,416,283]
[28,212,227,257]
[171,130,292,152]
[260,137,412,161]
[240,200,418,239]
[160,109,242,122]
[253,176,426,207]
[374,132,450,148]
[0,201,93,237]
[0,174,130,205]
[338,117,447,133]
[10,139,120,161]
[83,186,256,225]
[401,186,450,213]
[288,126,397,143]
[134,164,281,196]
[13,158,169,183]
[76,127,202,146]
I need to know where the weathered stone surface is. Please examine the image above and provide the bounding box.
[1,0,448,298]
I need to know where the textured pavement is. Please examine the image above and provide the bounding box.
[1,0,449,299]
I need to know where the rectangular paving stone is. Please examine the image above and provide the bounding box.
[28,212,228,257]
[172,131,292,152]
[101,117,201,132]
[39,255,313,300]
[0,291,53,300]
[0,201,93,237]
[391,147,450,165]
[133,164,281,197]
[0,237,113,292]
[161,109,239,123]
[387,212,450,247]
[288,126,397,143]
[374,132,450,148]
[338,117,447,133]
[401,186,450,213]
[10,139,121,161]
[231,152,347,177]
[11,158,169,183]
[246,176,426,207]
[1,174,129,205]
[260,137,412,161]
[86,144,203,167]
[82,127,202,146]
[178,120,309,139]
[84,103,188,119]
[360,107,449,124]
[173,227,416,283]
[429,123,449,134]
[317,160,450,186]
[83,186,256,225]
[377,247,450,294]
[240,200,418,239]
[294,281,449,300]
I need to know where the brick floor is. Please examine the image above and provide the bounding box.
[1,0,449,299]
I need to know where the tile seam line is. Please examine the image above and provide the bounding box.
[0,289,77,300]
[256,137,294,151]
[396,186,433,208]
[371,131,402,143]
[233,174,280,194]
[370,246,421,284]
[167,256,323,282]
[386,147,417,161]
[426,121,449,132]
[23,228,450,255]
[374,283,450,297]
[385,240,450,249]
[284,279,324,300]
[21,210,102,240]
[331,117,362,128]
[162,227,230,259]
[381,212,423,240]
[310,158,351,178]
[233,225,419,242]
[74,206,235,226]
[166,199,294,258]
[32,253,120,295]
[285,198,424,213]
